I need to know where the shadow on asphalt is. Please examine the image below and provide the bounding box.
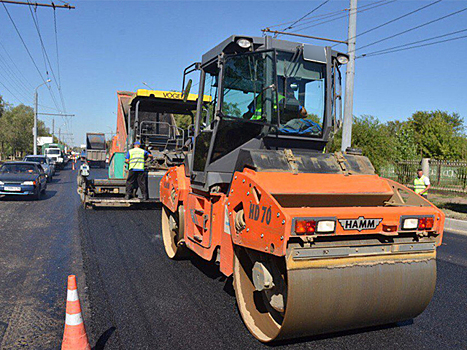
[439,202,467,214]
[266,319,414,348]
[188,254,235,297]
[93,326,116,350]
[0,190,57,201]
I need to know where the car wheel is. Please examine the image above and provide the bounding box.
[34,186,41,200]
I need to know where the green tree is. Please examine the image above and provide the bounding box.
[0,104,49,158]
[409,110,466,159]
[327,115,396,173]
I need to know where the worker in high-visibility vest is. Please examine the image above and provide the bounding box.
[414,168,431,199]
[125,141,152,200]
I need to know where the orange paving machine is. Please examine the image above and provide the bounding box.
[160,35,445,342]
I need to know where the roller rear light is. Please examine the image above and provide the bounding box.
[295,219,336,234]
[401,216,434,231]
[418,217,434,230]
[295,220,316,234]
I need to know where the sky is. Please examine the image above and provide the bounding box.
[0,0,466,146]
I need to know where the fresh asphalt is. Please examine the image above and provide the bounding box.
[0,165,466,349]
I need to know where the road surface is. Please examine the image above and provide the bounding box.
[0,166,466,349]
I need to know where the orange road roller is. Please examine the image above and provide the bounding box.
[160,35,444,342]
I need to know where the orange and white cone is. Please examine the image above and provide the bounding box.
[62,275,91,350]
[72,162,75,171]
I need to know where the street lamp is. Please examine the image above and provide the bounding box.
[33,79,51,155]
[142,82,154,90]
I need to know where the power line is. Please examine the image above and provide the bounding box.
[332,0,442,47]
[355,5,467,52]
[0,70,33,102]
[0,52,32,93]
[0,41,33,90]
[1,1,62,112]
[0,80,26,104]
[282,0,330,32]
[53,7,62,90]
[271,0,388,32]
[358,29,467,58]
[266,8,348,30]
[292,0,397,33]
[27,1,67,112]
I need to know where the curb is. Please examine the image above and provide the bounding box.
[444,218,467,236]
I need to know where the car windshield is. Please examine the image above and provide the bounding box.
[221,50,326,138]
[0,163,39,174]
[47,149,61,155]
[25,157,46,164]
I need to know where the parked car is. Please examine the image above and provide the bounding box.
[0,162,47,199]
[23,155,54,181]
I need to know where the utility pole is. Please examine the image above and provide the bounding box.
[341,0,357,152]
[52,118,54,141]
[33,79,50,155]
[0,0,75,9]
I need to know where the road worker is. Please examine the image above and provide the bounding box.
[414,168,431,199]
[125,141,152,200]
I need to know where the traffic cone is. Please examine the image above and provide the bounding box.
[62,275,91,350]
[72,161,75,171]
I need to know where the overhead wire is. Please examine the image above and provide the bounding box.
[0,80,26,104]
[282,0,330,32]
[358,29,467,58]
[292,0,397,33]
[27,1,66,112]
[266,8,348,29]
[0,41,33,90]
[354,5,467,52]
[53,7,62,91]
[332,0,443,47]
[0,52,32,93]
[1,1,62,112]
[269,0,388,31]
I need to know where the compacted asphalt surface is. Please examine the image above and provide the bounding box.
[1,165,466,349]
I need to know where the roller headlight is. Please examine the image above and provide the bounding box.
[337,54,349,64]
[22,181,35,186]
[237,38,252,49]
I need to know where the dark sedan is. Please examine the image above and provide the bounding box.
[0,162,47,199]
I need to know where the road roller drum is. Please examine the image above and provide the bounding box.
[233,243,437,342]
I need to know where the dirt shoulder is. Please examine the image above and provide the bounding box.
[429,192,467,221]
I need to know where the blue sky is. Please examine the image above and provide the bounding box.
[0,0,466,146]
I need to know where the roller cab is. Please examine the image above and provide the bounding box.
[160,35,445,342]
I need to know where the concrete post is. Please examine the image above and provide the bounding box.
[421,158,430,177]
[341,0,358,152]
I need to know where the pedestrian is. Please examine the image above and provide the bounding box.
[414,168,431,199]
[125,141,152,200]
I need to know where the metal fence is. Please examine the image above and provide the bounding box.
[380,159,467,193]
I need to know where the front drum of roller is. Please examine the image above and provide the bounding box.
[233,247,437,342]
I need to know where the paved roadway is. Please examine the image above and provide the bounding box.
[0,166,466,349]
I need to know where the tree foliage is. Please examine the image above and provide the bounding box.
[328,110,467,173]
[0,102,50,159]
